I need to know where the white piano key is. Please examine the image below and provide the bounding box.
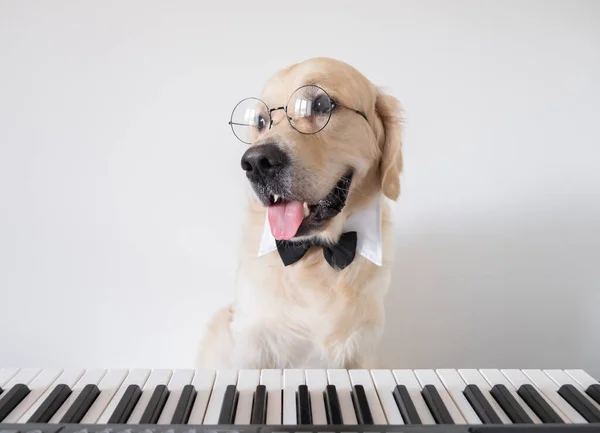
[283,369,305,425]
[349,369,387,424]
[415,369,466,424]
[327,369,358,425]
[479,369,541,424]
[157,369,195,424]
[370,369,404,424]
[501,368,571,423]
[458,369,511,424]
[201,369,238,424]
[392,369,435,424]
[80,369,128,424]
[187,369,216,424]
[260,369,282,425]
[234,369,260,424]
[306,369,328,425]
[3,368,64,423]
[435,369,482,424]
[565,369,600,389]
[0,367,43,417]
[127,369,173,423]
[47,369,107,423]
[96,369,151,423]
[17,368,86,423]
[544,369,600,411]
[521,369,587,423]
[0,368,20,389]
[2,368,42,389]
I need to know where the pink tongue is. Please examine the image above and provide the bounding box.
[268,201,305,240]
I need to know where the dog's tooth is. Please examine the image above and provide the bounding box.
[273,194,279,203]
[303,202,310,217]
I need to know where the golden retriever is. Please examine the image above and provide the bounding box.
[196,57,402,369]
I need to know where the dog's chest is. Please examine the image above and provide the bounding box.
[234,253,363,368]
[269,308,334,368]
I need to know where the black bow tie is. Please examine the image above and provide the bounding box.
[275,231,358,270]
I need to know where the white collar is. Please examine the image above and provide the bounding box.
[257,194,383,266]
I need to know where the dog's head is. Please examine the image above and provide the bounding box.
[232,57,403,242]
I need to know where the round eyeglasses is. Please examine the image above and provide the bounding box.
[228,84,367,144]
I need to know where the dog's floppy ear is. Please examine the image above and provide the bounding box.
[375,90,403,201]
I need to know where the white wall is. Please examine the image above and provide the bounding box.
[1,0,599,377]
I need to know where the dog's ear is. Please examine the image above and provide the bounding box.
[375,90,403,201]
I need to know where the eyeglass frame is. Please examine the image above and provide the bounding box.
[228,84,369,144]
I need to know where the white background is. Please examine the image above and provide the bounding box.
[1,1,599,378]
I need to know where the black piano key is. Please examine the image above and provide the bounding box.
[517,384,564,424]
[0,384,31,421]
[586,384,600,406]
[107,384,142,424]
[558,384,600,422]
[170,384,197,424]
[296,384,312,425]
[28,384,72,423]
[392,384,422,424]
[217,384,239,424]
[324,384,343,425]
[60,384,100,423]
[250,384,267,424]
[491,384,534,424]
[139,384,170,424]
[352,384,374,425]
[463,384,503,424]
[422,384,454,424]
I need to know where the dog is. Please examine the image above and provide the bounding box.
[196,57,403,370]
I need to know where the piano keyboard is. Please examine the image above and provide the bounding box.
[1,367,599,433]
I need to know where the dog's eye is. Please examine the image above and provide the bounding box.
[313,94,333,114]
[257,116,266,131]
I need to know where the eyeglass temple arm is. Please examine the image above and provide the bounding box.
[335,102,368,122]
[269,101,368,122]
[228,103,366,124]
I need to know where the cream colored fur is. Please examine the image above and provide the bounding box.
[196,57,403,369]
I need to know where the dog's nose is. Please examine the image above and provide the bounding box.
[241,144,289,182]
